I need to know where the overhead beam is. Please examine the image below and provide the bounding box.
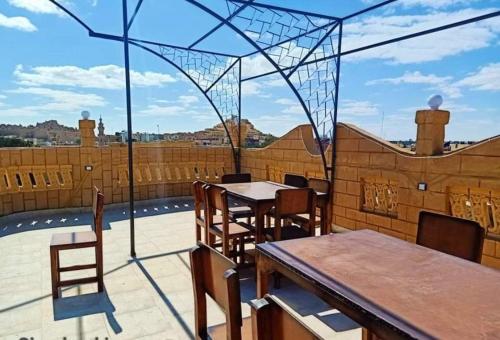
[230,0,341,21]
[89,31,240,58]
[342,0,397,21]
[242,9,500,81]
[48,0,94,33]
[127,0,145,31]
[188,0,255,48]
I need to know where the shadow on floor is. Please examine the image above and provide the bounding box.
[53,290,122,334]
[239,266,360,334]
[0,197,196,237]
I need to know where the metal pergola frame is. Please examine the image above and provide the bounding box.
[48,0,500,257]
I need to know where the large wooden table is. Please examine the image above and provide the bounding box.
[256,229,500,339]
[217,181,328,243]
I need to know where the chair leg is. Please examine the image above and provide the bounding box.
[273,272,281,289]
[239,237,246,265]
[195,224,201,242]
[95,245,104,293]
[50,248,59,299]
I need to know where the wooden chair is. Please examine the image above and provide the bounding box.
[50,187,104,299]
[266,173,309,227]
[264,188,316,242]
[221,173,254,224]
[284,173,308,188]
[251,295,321,340]
[204,185,253,264]
[290,178,331,234]
[221,173,252,184]
[190,243,252,340]
[193,180,224,242]
[417,211,485,263]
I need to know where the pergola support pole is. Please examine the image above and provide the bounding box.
[237,58,242,173]
[122,0,136,258]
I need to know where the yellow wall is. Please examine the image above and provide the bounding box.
[0,143,233,215]
[242,123,500,269]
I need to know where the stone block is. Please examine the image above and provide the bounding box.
[423,191,447,212]
[358,139,384,153]
[481,255,500,270]
[335,166,358,181]
[35,191,48,210]
[336,139,359,152]
[461,155,500,176]
[45,149,57,165]
[335,193,358,209]
[370,153,396,169]
[345,208,366,222]
[346,181,361,196]
[483,239,496,257]
[366,213,392,229]
[334,216,356,230]
[425,155,460,175]
[333,205,346,217]
[21,149,33,165]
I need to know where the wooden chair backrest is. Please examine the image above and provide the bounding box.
[221,173,251,184]
[284,173,308,188]
[204,185,230,228]
[308,178,330,196]
[417,211,485,263]
[193,180,207,219]
[273,188,316,240]
[190,243,242,340]
[251,295,320,340]
[92,187,104,244]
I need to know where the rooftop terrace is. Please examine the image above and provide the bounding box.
[0,198,362,339]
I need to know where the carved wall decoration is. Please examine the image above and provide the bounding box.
[0,165,73,194]
[448,187,500,238]
[361,177,398,217]
[117,162,226,187]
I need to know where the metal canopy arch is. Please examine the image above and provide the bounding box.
[47,0,500,257]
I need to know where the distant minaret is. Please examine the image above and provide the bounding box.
[98,115,106,146]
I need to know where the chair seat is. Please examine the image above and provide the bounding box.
[210,222,252,238]
[50,231,97,247]
[228,205,254,219]
[208,316,252,340]
[290,213,321,225]
[264,225,310,241]
[199,214,223,225]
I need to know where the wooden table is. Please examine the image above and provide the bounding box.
[256,229,500,339]
[217,181,328,243]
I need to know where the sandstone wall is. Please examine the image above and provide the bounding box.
[0,142,233,216]
[243,123,500,269]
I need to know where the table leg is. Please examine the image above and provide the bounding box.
[320,205,328,235]
[256,252,270,299]
[255,205,265,244]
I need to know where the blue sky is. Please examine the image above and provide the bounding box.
[0,0,499,140]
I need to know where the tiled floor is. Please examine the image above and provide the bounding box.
[0,198,361,339]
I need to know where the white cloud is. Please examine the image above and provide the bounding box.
[363,0,475,9]
[136,105,184,117]
[7,0,64,16]
[343,8,500,64]
[242,81,262,96]
[178,95,199,105]
[0,87,106,118]
[275,98,303,114]
[367,71,462,98]
[0,12,37,32]
[241,54,274,79]
[14,64,177,90]
[275,98,296,105]
[455,63,500,92]
[339,100,380,116]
